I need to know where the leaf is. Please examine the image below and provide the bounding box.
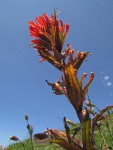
[72,126,81,136]
[92,105,113,132]
[66,119,78,126]
[82,109,98,150]
[50,139,83,150]
[63,117,72,143]
[65,119,81,135]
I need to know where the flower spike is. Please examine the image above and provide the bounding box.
[29,11,69,69]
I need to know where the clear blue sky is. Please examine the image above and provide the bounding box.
[0,0,113,147]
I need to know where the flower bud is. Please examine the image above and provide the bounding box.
[25,114,29,121]
[10,136,19,141]
[27,124,33,135]
[86,100,90,106]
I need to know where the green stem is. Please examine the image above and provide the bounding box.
[30,135,34,150]
[19,140,26,150]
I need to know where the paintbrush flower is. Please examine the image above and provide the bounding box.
[29,11,69,69]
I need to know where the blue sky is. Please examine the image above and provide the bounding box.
[0,0,113,147]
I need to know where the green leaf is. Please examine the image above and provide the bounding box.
[82,109,98,150]
[92,105,113,132]
[66,119,78,126]
[71,126,81,136]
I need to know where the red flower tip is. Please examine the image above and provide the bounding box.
[29,11,69,63]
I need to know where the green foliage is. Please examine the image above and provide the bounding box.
[8,139,66,150]
[94,112,113,149]
[7,113,113,150]
[7,11,113,150]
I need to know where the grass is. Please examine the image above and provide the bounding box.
[6,112,113,150]
[7,139,65,150]
[94,112,113,149]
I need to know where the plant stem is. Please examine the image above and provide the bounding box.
[19,140,26,150]
[30,135,34,150]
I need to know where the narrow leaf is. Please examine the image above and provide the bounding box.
[50,139,83,150]
[82,109,98,150]
[92,105,113,132]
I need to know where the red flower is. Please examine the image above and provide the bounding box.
[29,11,69,63]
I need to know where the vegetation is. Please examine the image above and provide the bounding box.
[8,140,65,150]
[5,10,113,150]
[94,111,113,149]
[6,112,113,150]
